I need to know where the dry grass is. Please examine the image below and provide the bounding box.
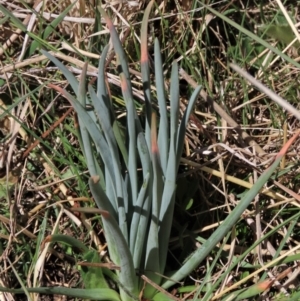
[1,0,300,300]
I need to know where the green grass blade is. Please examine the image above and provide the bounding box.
[197,232,232,300]
[162,131,300,289]
[0,4,26,30]
[202,211,300,301]
[6,258,32,301]
[262,24,298,46]
[153,292,179,301]
[80,250,109,289]
[259,219,298,283]
[42,50,79,94]
[230,63,300,121]
[29,2,76,55]
[29,209,49,287]
[201,2,300,69]
[0,4,56,51]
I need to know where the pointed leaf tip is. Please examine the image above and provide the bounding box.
[91,175,100,184]
[97,6,116,33]
[141,0,155,63]
[48,83,63,93]
[41,235,54,250]
[43,235,53,243]
[256,279,274,291]
[278,130,300,156]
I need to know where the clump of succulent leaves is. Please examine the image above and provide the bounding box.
[1,1,299,301]
[42,2,201,299]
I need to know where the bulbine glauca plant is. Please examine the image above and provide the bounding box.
[42,2,201,300]
[1,1,300,301]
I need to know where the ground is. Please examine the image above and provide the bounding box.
[1,0,300,300]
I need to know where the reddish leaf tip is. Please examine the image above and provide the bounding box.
[91,175,100,184]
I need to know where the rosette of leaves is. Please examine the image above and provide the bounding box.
[42,2,201,300]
